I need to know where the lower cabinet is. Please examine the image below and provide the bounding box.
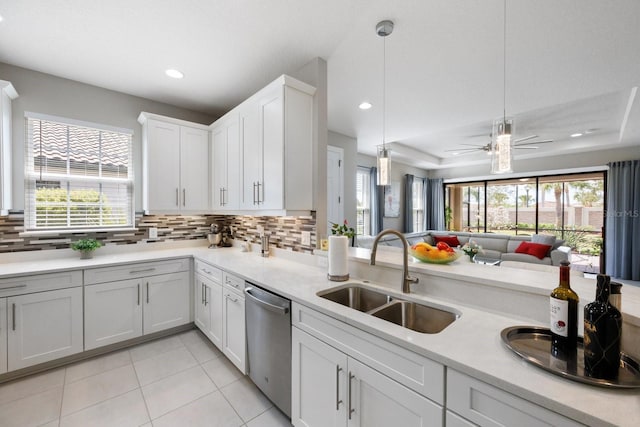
[7,287,83,371]
[292,327,442,427]
[144,272,191,334]
[194,273,223,349]
[0,298,6,374]
[222,277,246,373]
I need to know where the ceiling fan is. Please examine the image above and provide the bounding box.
[446,134,553,155]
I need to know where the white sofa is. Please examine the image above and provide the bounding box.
[356,230,571,266]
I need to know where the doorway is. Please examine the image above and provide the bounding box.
[327,146,344,228]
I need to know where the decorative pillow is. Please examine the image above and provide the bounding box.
[515,241,552,260]
[531,234,556,246]
[433,235,460,247]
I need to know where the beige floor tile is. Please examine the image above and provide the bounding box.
[246,407,292,427]
[177,329,208,347]
[61,364,139,416]
[201,355,243,388]
[129,335,184,362]
[221,377,273,422]
[141,365,216,420]
[38,420,60,427]
[185,337,223,363]
[59,389,149,427]
[0,387,62,427]
[152,391,243,427]
[65,350,131,384]
[0,368,65,406]
[133,346,197,386]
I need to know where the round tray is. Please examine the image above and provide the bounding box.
[500,326,640,389]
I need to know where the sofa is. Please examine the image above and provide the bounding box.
[356,230,571,266]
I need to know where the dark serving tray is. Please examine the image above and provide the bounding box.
[500,326,640,389]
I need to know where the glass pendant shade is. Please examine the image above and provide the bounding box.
[377,146,391,186]
[491,117,514,174]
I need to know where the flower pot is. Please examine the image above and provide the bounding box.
[80,250,93,259]
[328,235,349,281]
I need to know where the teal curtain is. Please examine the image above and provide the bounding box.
[605,160,640,280]
[425,178,445,230]
[370,167,383,235]
[404,174,414,233]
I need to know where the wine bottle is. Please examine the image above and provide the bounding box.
[549,261,579,358]
[584,274,623,379]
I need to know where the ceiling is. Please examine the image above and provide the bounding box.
[1,0,639,170]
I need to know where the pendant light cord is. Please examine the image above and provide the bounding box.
[503,0,507,122]
[382,30,386,150]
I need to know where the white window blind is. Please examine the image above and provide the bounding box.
[356,167,371,236]
[412,178,425,232]
[24,113,134,230]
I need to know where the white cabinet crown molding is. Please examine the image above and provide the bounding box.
[137,111,210,130]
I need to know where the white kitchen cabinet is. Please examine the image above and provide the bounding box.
[84,278,143,350]
[0,80,18,215]
[139,112,210,214]
[194,262,223,349]
[292,327,442,427]
[447,369,584,427]
[0,298,6,374]
[211,112,240,211]
[236,75,315,214]
[7,287,83,371]
[222,272,246,373]
[142,272,191,334]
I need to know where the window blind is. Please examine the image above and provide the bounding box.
[24,114,134,230]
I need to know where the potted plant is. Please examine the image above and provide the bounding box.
[328,220,356,281]
[70,238,102,259]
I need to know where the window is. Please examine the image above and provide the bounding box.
[24,113,134,231]
[356,167,371,235]
[412,178,425,232]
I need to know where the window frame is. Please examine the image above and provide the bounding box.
[356,167,371,236]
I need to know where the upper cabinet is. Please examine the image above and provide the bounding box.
[0,80,18,216]
[211,75,316,215]
[138,112,210,214]
[211,112,240,211]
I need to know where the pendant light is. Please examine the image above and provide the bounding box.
[376,20,393,186]
[491,0,514,174]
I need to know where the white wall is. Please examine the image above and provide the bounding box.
[328,131,358,230]
[0,62,215,211]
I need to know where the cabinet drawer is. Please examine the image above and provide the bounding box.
[222,271,244,292]
[292,302,445,404]
[447,369,584,427]
[85,258,190,284]
[194,260,222,283]
[0,270,82,297]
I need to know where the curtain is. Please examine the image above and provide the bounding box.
[404,174,414,233]
[425,178,445,230]
[369,166,384,235]
[605,160,640,280]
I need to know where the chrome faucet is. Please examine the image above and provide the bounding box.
[370,229,419,293]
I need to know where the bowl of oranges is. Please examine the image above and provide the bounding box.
[409,241,462,264]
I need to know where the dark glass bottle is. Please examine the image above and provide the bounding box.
[549,261,579,358]
[584,274,623,379]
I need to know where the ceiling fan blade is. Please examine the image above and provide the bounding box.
[444,147,482,152]
[515,139,553,146]
[513,135,538,143]
[514,146,539,150]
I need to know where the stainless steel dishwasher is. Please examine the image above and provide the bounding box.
[244,283,291,418]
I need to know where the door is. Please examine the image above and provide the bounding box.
[0,298,6,374]
[143,272,190,334]
[327,146,344,227]
[194,275,211,334]
[240,102,262,209]
[180,126,209,212]
[222,287,246,373]
[85,279,143,350]
[146,119,181,212]
[7,287,83,371]
[207,279,224,350]
[212,124,228,209]
[212,118,240,210]
[292,327,348,427]
[260,87,284,210]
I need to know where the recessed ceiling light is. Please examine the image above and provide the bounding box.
[570,132,583,138]
[359,102,372,110]
[165,69,184,79]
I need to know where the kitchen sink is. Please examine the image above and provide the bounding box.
[317,284,393,312]
[371,300,459,334]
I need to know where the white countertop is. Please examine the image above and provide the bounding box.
[1,241,638,427]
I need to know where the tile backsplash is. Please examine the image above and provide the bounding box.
[0,213,316,254]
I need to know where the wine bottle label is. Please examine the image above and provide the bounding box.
[550,297,569,337]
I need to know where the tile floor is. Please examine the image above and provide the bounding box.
[0,329,292,427]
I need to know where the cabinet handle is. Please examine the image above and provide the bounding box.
[12,303,16,331]
[129,268,156,274]
[336,366,343,410]
[0,284,27,291]
[137,283,141,306]
[219,188,223,206]
[183,188,186,206]
[225,293,238,303]
[226,279,239,288]
[257,181,262,204]
[146,282,149,304]
[222,188,227,206]
[252,182,257,205]
[175,188,179,206]
[348,372,355,420]
[204,286,208,306]
[201,283,204,304]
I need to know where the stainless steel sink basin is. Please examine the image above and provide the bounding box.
[371,300,459,334]
[317,285,393,312]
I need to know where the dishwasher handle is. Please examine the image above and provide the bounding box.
[244,287,290,315]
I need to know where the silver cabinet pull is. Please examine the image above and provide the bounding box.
[183,188,186,206]
[201,283,204,304]
[219,188,224,206]
[12,303,16,331]
[256,181,262,204]
[252,182,257,205]
[129,268,156,275]
[222,188,227,206]
[225,293,238,303]
[204,285,208,306]
[146,282,150,304]
[175,188,179,206]
[137,283,141,306]
[348,372,355,419]
[336,366,343,410]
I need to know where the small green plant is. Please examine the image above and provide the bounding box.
[70,238,102,252]
[330,220,356,239]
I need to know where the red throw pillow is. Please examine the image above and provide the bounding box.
[433,235,460,247]
[515,241,552,260]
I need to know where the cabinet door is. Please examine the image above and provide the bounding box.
[0,298,6,374]
[194,275,211,334]
[207,279,224,350]
[146,119,181,212]
[222,287,246,373]
[292,327,348,427]
[212,124,228,209]
[143,272,190,334]
[240,102,262,209]
[85,279,143,350]
[259,88,284,210]
[7,287,83,371]
[225,119,240,210]
[446,411,476,427]
[347,357,443,427]
[179,126,210,212]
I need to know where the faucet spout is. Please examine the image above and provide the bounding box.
[370,229,419,293]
